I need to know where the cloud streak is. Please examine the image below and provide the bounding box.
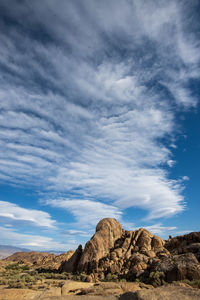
[0,0,199,232]
[0,201,56,228]
[0,226,76,251]
[45,199,122,228]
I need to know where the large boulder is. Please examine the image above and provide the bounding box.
[77,218,122,273]
[152,253,200,282]
[121,228,166,257]
[119,283,200,300]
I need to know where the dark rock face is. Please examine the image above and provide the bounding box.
[151,253,200,282]
[165,232,200,260]
[59,245,82,273]
[59,218,200,284]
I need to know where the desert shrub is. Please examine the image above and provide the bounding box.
[20,265,30,271]
[58,281,65,287]
[5,263,21,271]
[7,280,26,289]
[80,273,87,282]
[0,278,9,285]
[36,267,56,273]
[119,278,127,282]
[148,271,165,287]
[27,270,38,276]
[105,273,119,282]
[178,279,200,289]
[66,272,74,280]
[73,274,81,281]
[5,263,29,272]
[40,272,67,280]
[21,273,36,283]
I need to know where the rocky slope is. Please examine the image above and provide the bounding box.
[60,218,200,284]
[4,250,74,270]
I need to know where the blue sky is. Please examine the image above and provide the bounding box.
[0,0,199,251]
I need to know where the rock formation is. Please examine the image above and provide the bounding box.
[4,250,74,270]
[59,218,200,284]
[77,218,122,273]
[151,253,200,282]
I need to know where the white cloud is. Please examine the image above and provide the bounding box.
[145,223,177,235]
[167,160,176,168]
[182,176,189,181]
[119,221,177,237]
[61,229,92,237]
[0,226,76,251]
[45,199,122,228]
[0,0,199,228]
[175,230,193,236]
[0,201,56,228]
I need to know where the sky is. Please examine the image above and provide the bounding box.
[0,0,199,252]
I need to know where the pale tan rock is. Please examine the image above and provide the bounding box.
[119,284,200,300]
[42,287,61,297]
[61,280,94,295]
[0,288,42,300]
[77,218,122,273]
[151,236,165,252]
[59,245,82,273]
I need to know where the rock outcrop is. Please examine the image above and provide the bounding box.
[59,218,200,284]
[151,252,200,282]
[4,250,74,270]
[165,232,200,260]
[77,218,122,273]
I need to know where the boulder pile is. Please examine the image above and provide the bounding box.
[59,218,200,284]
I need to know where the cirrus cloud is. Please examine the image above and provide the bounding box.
[0,0,199,234]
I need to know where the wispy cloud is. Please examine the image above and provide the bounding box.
[145,223,177,235]
[0,201,56,228]
[0,0,199,232]
[0,226,76,251]
[45,199,122,228]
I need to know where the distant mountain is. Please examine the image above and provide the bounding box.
[0,245,29,259]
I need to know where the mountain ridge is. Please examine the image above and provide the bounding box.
[0,245,29,259]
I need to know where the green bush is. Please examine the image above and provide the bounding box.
[178,279,200,289]
[119,278,127,282]
[7,280,26,289]
[5,263,30,271]
[148,271,165,287]
[105,273,119,282]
